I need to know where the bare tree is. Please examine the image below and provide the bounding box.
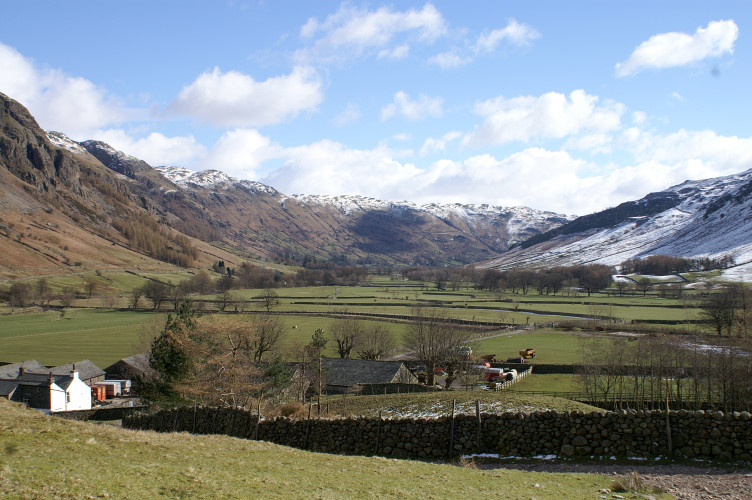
[249,314,286,362]
[330,315,364,359]
[261,289,280,312]
[404,305,468,386]
[357,324,396,360]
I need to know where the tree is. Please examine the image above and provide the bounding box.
[404,305,467,386]
[357,325,395,360]
[130,286,143,309]
[58,287,76,308]
[138,300,198,403]
[701,286,741,336]
[84,277,98,299]
[637,278,652,297]
[8,282,32,308]
[35,278,53,310]
[330,316,363,359]
[307,329,328,411]
[217,290,233,312]
[250,315,285,362]
[142,281,169,310]
[261,289,280,312]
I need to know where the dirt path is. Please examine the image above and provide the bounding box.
[478,462,752,499]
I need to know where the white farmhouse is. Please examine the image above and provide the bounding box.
[3,367,92,413]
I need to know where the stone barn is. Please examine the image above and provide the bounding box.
[321,358,417,394]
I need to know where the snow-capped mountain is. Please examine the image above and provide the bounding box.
[156,167,575,251]
[479,169,752,271]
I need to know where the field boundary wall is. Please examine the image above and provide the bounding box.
[122,407,752,462]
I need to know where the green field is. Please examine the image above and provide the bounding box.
[0,272,715,372]
[0,399,669,499]
[321,390,597,418]
[469,329,612,365]
[0,309,165,367]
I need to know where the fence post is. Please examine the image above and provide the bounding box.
[192,402,197,434]
[476,399,482,452]
[304,404,312,449]
[376,410,382,455]
[449,399,456,457]
[254,401,261,440]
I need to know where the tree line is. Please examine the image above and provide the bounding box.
[619,254,734,275]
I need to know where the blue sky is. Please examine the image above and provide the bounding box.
[1,1,750,215]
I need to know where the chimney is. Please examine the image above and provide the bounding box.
[70,363,79,380]
[18,366,25,376]
[48,372,54,385]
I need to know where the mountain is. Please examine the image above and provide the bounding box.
[152,166,574,266]
[480,169,752,272]
[0,92,572,275]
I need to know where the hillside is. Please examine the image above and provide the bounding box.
[481,169,752,272]
[0,93,241,280]
[0,92,573,276]
[0,399,657,499]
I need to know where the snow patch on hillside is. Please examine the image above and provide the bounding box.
[46,131,87,154]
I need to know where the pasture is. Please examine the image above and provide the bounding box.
[0,399,666,499]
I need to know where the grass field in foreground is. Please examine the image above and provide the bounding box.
[0,399,668,499]
[320,390,598,418]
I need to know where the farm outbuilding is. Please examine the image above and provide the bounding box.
[321,358,418,394]
[104,353,154,380]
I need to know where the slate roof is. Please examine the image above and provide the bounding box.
[49,360,104,381]
[104,353,154,379]
[321,358,414,387]
[0,360,47,379]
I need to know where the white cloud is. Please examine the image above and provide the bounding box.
[296,3,446,63]
[262,140,419,197]
[378,43,410,60]
[420,130,461,156]
[198,128,281,178]
[169,66,322,127]
[475,19,541,52]
[333,103,361,126]
[95,129,207,166]
[427,50,470,69]
[615,20,738,77]
[381,91,443,121]
[465,90,625,147]
[429,18,540,69]
[0,42,135,138]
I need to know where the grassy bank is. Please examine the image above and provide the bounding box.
[0,399,667,499]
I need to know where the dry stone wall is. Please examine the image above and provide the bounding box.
[122,407,752,462]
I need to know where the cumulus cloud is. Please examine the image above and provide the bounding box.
[198,128,281,178]
[475,19,541,52]
[96,129,207,166]
[429,18,540,69]
[615,20,738,77]
[168,66,322,127]
[427,50,470,69]
[262,140,420,197]
[334,102,361,126]
[296,3,446,63]
[0,42,135,138]
[381,91,443,121]
[378,43,410,60]
[420,131,461,156]
[464,90,625,147]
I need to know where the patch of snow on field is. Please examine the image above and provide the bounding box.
[378,401,549,419]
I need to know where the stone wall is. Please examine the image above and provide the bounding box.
[122,407,752,462]
[54,405,146,421]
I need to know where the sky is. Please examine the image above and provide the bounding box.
[1,1,751,215]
